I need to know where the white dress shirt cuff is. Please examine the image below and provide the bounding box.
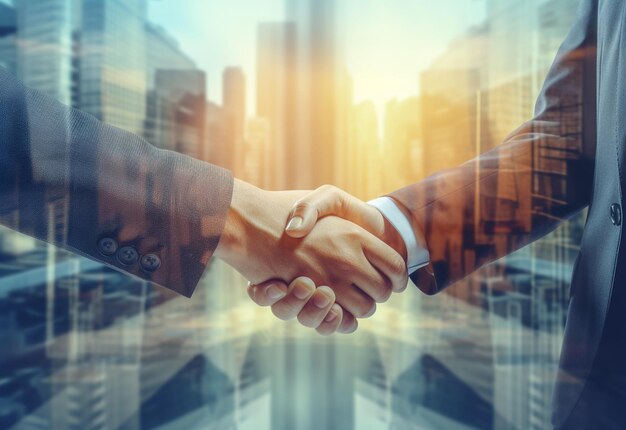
[368,197,430,275]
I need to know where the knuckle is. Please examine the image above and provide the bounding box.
[319,184,338,194]
[319,184,345,211]
[389,255,407,276]
[344,225,362,241]
[293,199,312,213]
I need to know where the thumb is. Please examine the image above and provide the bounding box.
[285,185,347,238]
[284,201,319,239]
[285,185,385,238]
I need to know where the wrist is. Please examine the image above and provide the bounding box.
[367,198,409,263]
[381,217,408,263]
[214,180,294,281]
[215,179,260,263]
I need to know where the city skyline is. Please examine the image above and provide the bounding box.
[149,0,487,120]
[0,0,589,429]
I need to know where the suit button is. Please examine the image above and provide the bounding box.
[140,254,161,272]
[117,246,139,265]
[98,238,118,256]
[611,203,622,226]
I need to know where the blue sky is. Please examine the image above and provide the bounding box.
[149,0,486,114]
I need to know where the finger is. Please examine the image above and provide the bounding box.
[285,186,343,238]
[337,310,358,334]
[271,277,316,321]
[362,234,409,293]
[297,286,336,328]
[316,304,344,336]
[350,254,393,304]
[247,280,289,307]
[333,283,377,319]
[285,185,384,239]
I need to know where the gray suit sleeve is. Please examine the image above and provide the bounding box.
[0,68,233,297]
[388,0,597,294]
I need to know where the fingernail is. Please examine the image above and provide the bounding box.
[267,284,287,300]
[313,293,331,309]
[325,306,340,322]
[286,216,303,231]
[293,283,312,300]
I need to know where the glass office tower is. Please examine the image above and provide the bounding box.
[79,0,147,135]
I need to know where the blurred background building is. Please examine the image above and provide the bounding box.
[0,0,589,429]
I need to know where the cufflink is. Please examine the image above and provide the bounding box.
[117,246,139,266]
[98,238,118,256]
[140,254,161,272]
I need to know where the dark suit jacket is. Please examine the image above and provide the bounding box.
[0,67,233,298]
[386,0,626,426]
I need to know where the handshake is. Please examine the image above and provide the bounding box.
[214,179,410,335]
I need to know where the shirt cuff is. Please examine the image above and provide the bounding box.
[368,197,430,275]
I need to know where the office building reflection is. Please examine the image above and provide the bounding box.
[256,21,297,190]
[16,0,73,105]
[80,0,148,135]
[222,67,246,175]
[152,69,206,158]
[0,0,590,429]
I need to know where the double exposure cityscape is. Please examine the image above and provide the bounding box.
[0,0,585,429]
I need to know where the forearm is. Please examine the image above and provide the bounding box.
[0,67,234,297]
[389,121,593,294]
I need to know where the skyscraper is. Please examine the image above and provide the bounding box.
[286,0,342,188]
[349,101,383,199]
[256,22,296,189]
[485,0,541,148]
[206,101,236,172]
[420,24,489,177]
[79,0,148,135]
[16,0,73,104]
[223,67,246,175]
[420,68,481,177]
[153,70,206,159]
[243,117,271,188]
[143,23,199,155]
[222,67,245,138]
[145,23,196,91]
[383,97,422,193]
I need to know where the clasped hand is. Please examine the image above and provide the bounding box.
[214,181,409,335]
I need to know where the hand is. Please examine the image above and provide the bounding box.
[285,185,408,262]
[248,277,349,335]
[245,185,410,334]
[215,180,406,332]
